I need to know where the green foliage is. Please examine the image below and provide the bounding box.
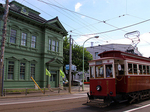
[72,44,93,71]
[63,36,93,80]
[63,36,70,68]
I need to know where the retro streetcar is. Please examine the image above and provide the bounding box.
[84,50,150,107]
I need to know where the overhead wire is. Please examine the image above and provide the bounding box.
[38,0,150,56]
[4,0,150,59]
[37,0,146,44]
[49,0,113,42]
[126,14,145,20]
[17,0,150,49]
[36,0,125,35]
[51,0,122,42]
[24,0,83,36]
[46,0,96,34]
[51,0,99,31]
[71,18,150,36]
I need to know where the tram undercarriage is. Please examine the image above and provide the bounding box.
[83,89,150,108]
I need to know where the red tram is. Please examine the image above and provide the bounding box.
[85,50,150,107]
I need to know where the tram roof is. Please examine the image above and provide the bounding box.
[89,57,123,62]
[92,50,150,62]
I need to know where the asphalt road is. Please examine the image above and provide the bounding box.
[0,93,87,112]
[1,93,150,112]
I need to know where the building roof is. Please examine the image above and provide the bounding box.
[9,1,47,23]
[0,1,68,36]
[86,43,142,59]
[89,50,150,63]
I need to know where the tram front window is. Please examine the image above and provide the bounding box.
[106,65,113,77]
[96,66,104,78]
[90,66,94,78]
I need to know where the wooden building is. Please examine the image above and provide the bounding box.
[0,1,67,88]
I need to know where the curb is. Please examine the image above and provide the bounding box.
[0,90,88,99]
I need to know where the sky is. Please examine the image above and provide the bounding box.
[1,0,150,57]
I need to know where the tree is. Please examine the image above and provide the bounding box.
[63,36,70,80]
[63,36,93,81]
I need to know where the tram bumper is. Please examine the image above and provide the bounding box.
[83,92,112,107]
[87,92,112,101]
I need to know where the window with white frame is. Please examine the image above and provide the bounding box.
[49,39,51,50]
[139,65,142,74]
[52,40,56,51]
[31,36,36,48]
[8,61,14,79]
[147,66,150,74]
[133,64,137,74]
[56,41,59,52]
[10,29,17,44]
[96,65,104,78]
[106,64,113,77]
[20,63,25,79]
[21,33,27,46]
[95,52,98,57]
[128,63,133,74]
[143,65,146,74]
[90,66,94,78]
[31,64,35,79]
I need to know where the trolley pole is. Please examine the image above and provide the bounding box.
[0,0,9,96]
[69,35,72,93]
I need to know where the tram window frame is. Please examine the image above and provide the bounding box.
[133,64,137,74]
[128,63,133,74]
[139,65,142,74]
[95,65,104,78]
[106,64,113,78]
[143,65,146,74]
[147,66,150,75]
[90,66,94,78]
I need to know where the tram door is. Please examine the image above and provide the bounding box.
[50,71,57,88]
[115,63,125,76]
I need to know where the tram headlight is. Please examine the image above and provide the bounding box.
[96,85,101,91]
[110,91,113,95]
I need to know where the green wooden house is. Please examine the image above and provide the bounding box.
[0,1,67,88]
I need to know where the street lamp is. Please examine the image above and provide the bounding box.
[82,36,99,91]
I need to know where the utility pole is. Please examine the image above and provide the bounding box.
[69,35,72,93]
[0,0,9,96]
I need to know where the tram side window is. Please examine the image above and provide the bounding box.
[128,63,132,74]
[147,66,150,75]
[143,65,146,74]
[139,65,142,74]
[90,66,94,78]
[133,64,137,74]
[96,66,104,78]
[106,65,113,77]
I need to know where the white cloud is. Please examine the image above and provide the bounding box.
[75,35,101,47]
[81,16,85,18]
[75,2,82,12]
[107,38,131,45]
[137,32,150,57]
[105,0,110,4]
[139,33,150,45]
[93,0,96,4]
[74,32,150,57]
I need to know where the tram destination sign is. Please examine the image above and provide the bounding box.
[96,61,102,65]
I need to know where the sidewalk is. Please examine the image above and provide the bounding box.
[0,85,89,99]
